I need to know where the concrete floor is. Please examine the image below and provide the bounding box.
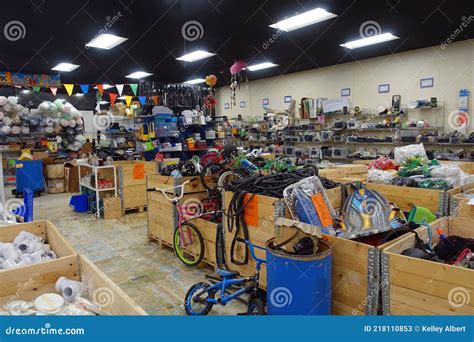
[10,190,245,315]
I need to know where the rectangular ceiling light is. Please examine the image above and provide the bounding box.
[176,50,216,62]
[184,78,205,85]
[86,34,128,50]
[340,33,399,49]
[94,84,114,90]
[51,63,80,72]
[269,8,337,32]
[126,71,153,79]
[247,62,278,71]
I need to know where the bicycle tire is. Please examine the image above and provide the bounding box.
[247,297,265,315]
[200,161,223,191]
[173,222,205,267]
[184,282,214,315]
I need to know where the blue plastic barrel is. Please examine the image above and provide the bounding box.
[69,194,89,213]
[266,238,332,315]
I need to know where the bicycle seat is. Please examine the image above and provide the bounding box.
[216,269,240,278]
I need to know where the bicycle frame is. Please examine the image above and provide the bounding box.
[196,240,266,305]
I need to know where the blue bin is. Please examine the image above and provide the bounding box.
[266,238,332,315]
[69,194,89,213]
[15,160,45,192]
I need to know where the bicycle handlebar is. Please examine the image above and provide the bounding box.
[155,177,198,202]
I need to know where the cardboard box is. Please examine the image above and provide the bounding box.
[274,217,322,252]
[47,178,65,194]
[64,162,79,193]
[46,163,65,179]
[103,196,122,220]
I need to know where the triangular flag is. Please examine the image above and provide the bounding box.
[80,84,90,94]
[109,93,118,106]
[33,86,40,93]
[151,96,158,105]
[116,84,124,96]
[96,84,104,95]
[95,102,101,112]
[129,84,138,96]
[64,84,74,96]
[125,95,133,107]
[96,92,102,102]
[138,96,147,106]
[50,87,57,96]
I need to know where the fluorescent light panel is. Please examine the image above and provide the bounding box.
[270,8,337,32]
[126,71,153,79]
[86,34,128,50]
[340,33,399,49]
[99,101,110,104]
[94,84,114,90]
[52,63,80,72]
[184,78,205,85]
[247,62,278,71]
[176,50,215,62]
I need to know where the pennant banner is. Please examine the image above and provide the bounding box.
[64,84,74,96]
[33,86,41,93]
[80,84,90,94]
[151,96,158,105]
[50,87,57,96]
[109,93,118,106]
[116,84,124,96]
[125,95,133,107]
[96,84,104,95]
[138,96,146,106]
[130,84,138,96]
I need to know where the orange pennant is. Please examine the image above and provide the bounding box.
[125,95,133,107]
[96,84,104,95]
[108,93,118,106]
[64,84,74,96]
[151,96,158,105]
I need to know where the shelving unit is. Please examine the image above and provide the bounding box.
[77,162,117,218]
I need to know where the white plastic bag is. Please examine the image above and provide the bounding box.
[394,143,428,165]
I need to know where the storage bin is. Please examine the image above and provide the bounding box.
[69,194,89,213]
[15,160,45,193]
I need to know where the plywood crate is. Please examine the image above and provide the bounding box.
[381,217,474,315]
[0,220,76,275]
[449,183,474,219]
[224,186,410,315]
[115,161,158,213]
[147,174,209,194]
[147,174,209,247]
[194,218,217,266]
[366,183,457,215]
[0,255,147,315]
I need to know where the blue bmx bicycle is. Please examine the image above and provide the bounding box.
[184,238,266,315]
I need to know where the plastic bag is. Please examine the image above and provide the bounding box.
[367,169,396,184]
[394,143,428,165]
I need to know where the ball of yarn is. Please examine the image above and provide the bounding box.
[0,96,7,106]
[7,96,18,106]
[11,126,21,135]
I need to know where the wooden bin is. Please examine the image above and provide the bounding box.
[0,255,147,315]
[115,161,158,213]
[0,220,76,274]
[223,187,410,315]
[146,174,209,248]
[366,183,457,215]
[449,183,474,219]
[381,217,474,315]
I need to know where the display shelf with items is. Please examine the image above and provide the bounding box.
[77,162,117,218]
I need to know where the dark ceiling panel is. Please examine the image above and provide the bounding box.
[0,0,472,87]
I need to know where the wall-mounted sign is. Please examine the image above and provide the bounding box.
[262,98,269,105]
[378,84,390,94]
[420,77,434,89]
[224,103,230,109]
[284,95,292,103]
[0,71,61,87]
[240,101,246,108]
[341,88,351,97]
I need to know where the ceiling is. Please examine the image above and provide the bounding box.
[0,0,472,87]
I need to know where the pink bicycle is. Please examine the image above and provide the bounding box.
[156,178,215,267]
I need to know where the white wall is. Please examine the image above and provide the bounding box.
[216,40,474,133]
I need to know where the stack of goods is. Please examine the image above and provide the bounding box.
[0,277,110,316]
[401,228,474,270]
[367,156,397,184]
[0,231,56,269]
[46,163,66,194]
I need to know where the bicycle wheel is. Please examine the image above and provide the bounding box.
[184,282,215,315]
[200,161,224,191]
[247,297,265,315]
[173,222,205,267]
[217,170,242,189]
